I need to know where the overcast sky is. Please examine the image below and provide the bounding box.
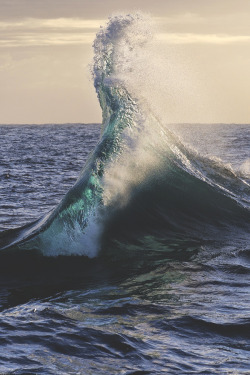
[1,0,250,124]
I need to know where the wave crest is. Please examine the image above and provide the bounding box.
[0,13,249,257]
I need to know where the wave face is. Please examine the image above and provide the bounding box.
[0,13,249,256]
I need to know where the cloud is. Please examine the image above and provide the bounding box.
[0,18,105,30]
[0,18,102,47]
[1,16,250,48]
[0,33,96,48]
[156,33,250,44]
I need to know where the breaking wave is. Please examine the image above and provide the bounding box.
[0,13,249,257]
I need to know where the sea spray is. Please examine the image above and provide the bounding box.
[0,13,249,256]
[15,13,155,255]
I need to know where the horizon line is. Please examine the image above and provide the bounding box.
[0,122,249,126]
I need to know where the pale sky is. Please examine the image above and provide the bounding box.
[0,0,250,124]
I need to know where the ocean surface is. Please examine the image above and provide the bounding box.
[0,13,250,375]
[0,123,249,375]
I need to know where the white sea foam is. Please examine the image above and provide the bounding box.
[34,213,102,257]
[239,158,250,178]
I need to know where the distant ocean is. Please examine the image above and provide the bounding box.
[0,13,250,375]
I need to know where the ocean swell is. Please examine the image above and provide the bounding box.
[0,13,249,257]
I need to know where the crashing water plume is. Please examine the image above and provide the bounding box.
[0,13,249,257]
[10,13,155,256]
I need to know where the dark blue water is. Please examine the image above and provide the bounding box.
[0,124,249,374]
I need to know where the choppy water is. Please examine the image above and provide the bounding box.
[0,124,100,231]
[0,123,249,375]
